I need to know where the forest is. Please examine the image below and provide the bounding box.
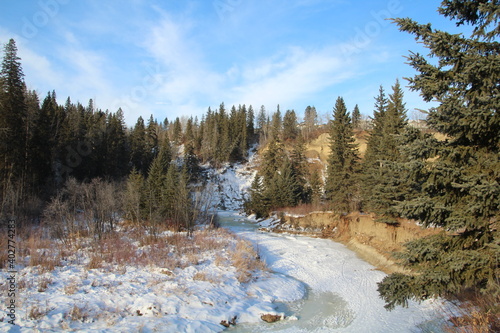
[0,0,498,326]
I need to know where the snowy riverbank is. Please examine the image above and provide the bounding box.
[220,212,447,332]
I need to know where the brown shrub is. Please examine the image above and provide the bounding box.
[231,239,267,283]
[444,292,500,333]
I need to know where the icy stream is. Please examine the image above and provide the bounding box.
[219,211,447,333]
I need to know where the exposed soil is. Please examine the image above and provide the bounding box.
[275,211,442,274]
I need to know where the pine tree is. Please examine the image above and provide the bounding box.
[267,157,300,208]
[130,116,147,174]
[325,97,360,213]
[270,106,282,141]
[283,109,299,141]
[362,81,409,223]
[145,115,159,166]
[290,135,309,202]
[309,169,323,205]
[247,105,255,144]
[245,174,269,218]
[352,104,361,130]
[260,134,286,187]
[378,0,500,310]
[172,117,182,144]
[257,105,268,144]
[0,39,28,200]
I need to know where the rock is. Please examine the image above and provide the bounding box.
[261,314,283,323]
[220,316,237,328]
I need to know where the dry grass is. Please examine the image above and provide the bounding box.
[64,279,79,295]
[11,220,267,298]
[193,271,220,284]
[67,304,88,322]
[444,292,500,333]
[28,305,49,320]
[275,203,328,216]
[231,239,267,283]
[37,276,53,292]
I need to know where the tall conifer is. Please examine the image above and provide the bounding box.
[325,97,360,213]
[378,0,500,309]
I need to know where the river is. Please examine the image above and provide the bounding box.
[218,211,447,333]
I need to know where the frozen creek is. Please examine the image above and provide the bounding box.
[219,211,446,333]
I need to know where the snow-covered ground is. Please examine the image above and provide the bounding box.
[0,227,305,332]
[222,213,447,332]
[1,149,448,332]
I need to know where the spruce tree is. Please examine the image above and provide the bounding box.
[309,168,323,205]
[247,105,255,144]
[283,109,299,141]
[362,80,409,223]
[260,133,286,187]
[351,104,361,130]
[290,135,309,202]
[378,0,500,309]
[325,97,360,213]
[245,174,269,218]
[257,105,267,143]
[130,116,147,175]
[268,157,300,208]
[0,39,28,199]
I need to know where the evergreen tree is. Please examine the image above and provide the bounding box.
[145,115,159,166]
[283,109,299,141]
[362,86,388,211]
[267,157,300,208]
[290,135,309,202]
[0,39,28,200]
[309,168,323,205]
[378,0,500,310]
[270,106,282,140]
[257,105,268,144]
[183,140,200,182]
[362,81,409,223]
[325,97,360,213]
[130,116,147,174]
[260,134,286,187]
[303,105,318,141]
[352,104,361,130]
[172,117,182,144]
[247,104,255,143]
[245,174,269,218]
[105,108,129,178]
[124,168,145,224]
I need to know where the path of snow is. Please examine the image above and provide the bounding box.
[223,213,446,333]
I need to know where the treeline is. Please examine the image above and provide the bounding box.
[245,106,323,217]
[0,39,260,230]
[244,79,409,219]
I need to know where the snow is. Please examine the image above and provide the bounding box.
[1,147,448,332]
[223,213,447,332]
[206,146,259,212]
[0,228,305,332]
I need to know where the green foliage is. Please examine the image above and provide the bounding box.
[283,109,299,141]
[0,39,28,199]
[245,175,270,218]
[351,104,361,130]
[362,80,409,223]
[325,97,360,213]
[379,0,500,309]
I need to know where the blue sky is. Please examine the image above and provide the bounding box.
[0,0,464,125]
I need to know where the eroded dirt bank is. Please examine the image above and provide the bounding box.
[274,212,442,274]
